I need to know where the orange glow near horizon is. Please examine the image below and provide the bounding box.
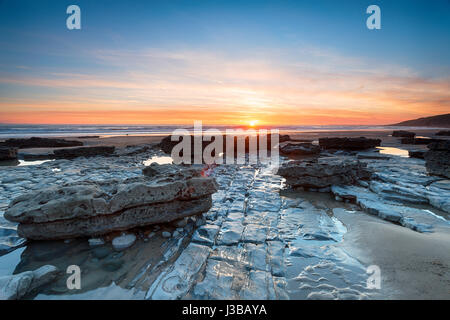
[0,108,447,126]
[1,48,449,126]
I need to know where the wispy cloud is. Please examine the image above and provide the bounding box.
[0,46,448,124]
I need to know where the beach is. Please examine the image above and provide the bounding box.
[0,127,449,300]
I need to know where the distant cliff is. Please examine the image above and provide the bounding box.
[390,114,450,128]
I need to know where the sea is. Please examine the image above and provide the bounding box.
[0,124,441,139]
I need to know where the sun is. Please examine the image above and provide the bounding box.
[249,120,258,127]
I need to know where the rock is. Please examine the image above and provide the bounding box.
[112,233,136,251]
[88,238,105,247]
[161,231,171,238]
[0,137,83,149]
[53,146,115,159]
[146,243,211,299]
[279,135,291,142]
[280,143,320,156]
[159,133,280,159]
[392,130,415,138]
[319,137,381,150]
[22,146,116,160]
[435,130,450,136]
[0,147,18,161]
[4,164,218,240]
[401,137,442,145]
[408,150,426,159]
[331,185,448,232]
[424,140,450,178]
[277,158,371,188]
[0,265,58,300]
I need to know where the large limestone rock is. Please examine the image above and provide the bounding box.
[53,146,115,159]
[4,164,218,240]
[0,265,58,300]
[280,143,320,156]
[277,158,371,188]
[0,147,17,161]
[319,137,381,150]
[0,137,82,149]
[24,146,116,160]
[424,140,450,178]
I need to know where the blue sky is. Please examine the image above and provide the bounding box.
[0,0,449,124]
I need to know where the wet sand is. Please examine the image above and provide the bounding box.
[335,209,450,299]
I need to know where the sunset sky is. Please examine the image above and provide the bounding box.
[0,0,449,125]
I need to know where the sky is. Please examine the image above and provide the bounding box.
[0,0,449,125]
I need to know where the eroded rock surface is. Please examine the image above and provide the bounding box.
[0,265,58,300]
[4,164,217,240]
[277,158,371,188]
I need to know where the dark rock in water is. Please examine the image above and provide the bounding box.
[408,150,426,159]
[400,137,442,145]
[0,147,18,161]
[77,136,100,139]
[0,137,83,149]
[436,130,450,136]
[277,158,371,188]
[318,137,381,150]
[392,130,416,138]
[280,143,320,156]
[53,146,115,159]
[4,164,217,240]
[424,140,450,178]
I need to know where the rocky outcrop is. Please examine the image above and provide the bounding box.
[0,265,58,300]
[4,164,218,240]
[318,137,381,150]
[0,147,18,161]
[280,143,320,156]
[53,146,115,159]
[424,140,450,178]
[400,137,442,145]
[23,146,116,160]
[277,158,371,188]
[159,133,280,157]
[0,137,83,149]
[392,130,415,138]
[436,130,450,136]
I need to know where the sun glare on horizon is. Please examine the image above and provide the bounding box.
[249,120,258,127]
